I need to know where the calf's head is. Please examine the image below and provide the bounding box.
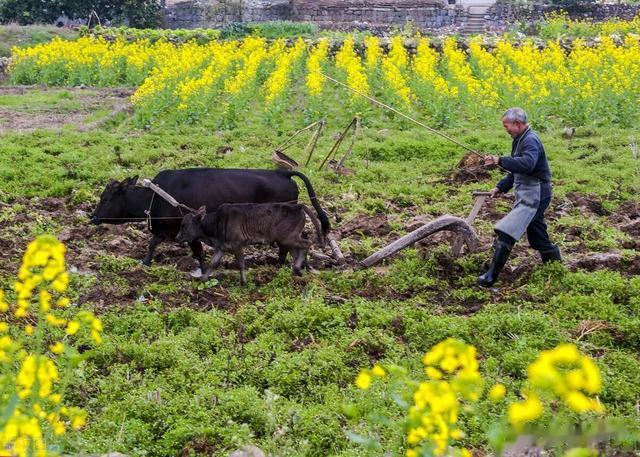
[90,176,138,224]
[176,206,207,243]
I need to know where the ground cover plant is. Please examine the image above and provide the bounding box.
[0,25,639,456]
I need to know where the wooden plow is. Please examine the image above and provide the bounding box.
[357,191,492,268]
[359,215,478,268]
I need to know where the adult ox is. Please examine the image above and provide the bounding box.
[90,168,331,270]
[176,203,324,284]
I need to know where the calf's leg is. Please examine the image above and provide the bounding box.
[277,244,288,266]
[189,240,206,272]
[202,249,224,281]
[233,247,247,285]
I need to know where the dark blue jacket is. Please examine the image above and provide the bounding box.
[496,127,552,198]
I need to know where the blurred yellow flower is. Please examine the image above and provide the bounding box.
[488,383,506,402]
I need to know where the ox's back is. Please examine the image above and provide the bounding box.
[152,169,299,217]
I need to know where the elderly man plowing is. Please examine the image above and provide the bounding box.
[479,107,561,287]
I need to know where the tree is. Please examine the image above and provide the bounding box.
[0,0,164,27]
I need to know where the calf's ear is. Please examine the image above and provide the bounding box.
[196,206,206,221]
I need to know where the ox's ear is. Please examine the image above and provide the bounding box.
[124,175,138,187]
[195,206,207,221]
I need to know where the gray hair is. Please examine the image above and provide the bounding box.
[502,107,528,124]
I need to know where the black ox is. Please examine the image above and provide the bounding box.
[90,168,331,270]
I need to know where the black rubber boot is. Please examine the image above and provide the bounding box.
[477,240,513,287]
[540,246,562,264]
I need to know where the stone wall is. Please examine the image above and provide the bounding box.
[164,0,459,30]
[486,1,640,30]
[164,1,240,29]
[292,0,457,30]
[164,0,640,31]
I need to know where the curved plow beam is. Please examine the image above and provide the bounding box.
[359,215,478,268]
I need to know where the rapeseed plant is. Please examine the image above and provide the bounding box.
[1,236,102,456]
[355,339,606,456]
[9,30,640,126]
[305,39,329,97]
[335,36,370,101]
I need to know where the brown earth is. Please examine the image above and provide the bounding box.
[0,86,132,133]
[1,188,638,315]
[445,151,491,184]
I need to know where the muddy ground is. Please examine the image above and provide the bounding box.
[1,190,637,317]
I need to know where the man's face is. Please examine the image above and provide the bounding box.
[502,118,526,138]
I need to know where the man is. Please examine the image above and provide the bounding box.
[478,107,561,287]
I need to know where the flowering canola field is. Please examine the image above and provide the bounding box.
[10,33,640,127]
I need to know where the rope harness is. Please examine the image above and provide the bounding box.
[145,192,156,231]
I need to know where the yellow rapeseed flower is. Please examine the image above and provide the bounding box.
[507,393,543,430]
[488,383,506,402]
[371,365,386,377]
[355,370,372,390]
[66,320,80,335]
[50,342,65,354]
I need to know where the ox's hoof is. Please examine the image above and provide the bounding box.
[189,268,203,279]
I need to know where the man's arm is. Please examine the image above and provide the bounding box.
[496,173,514,193]
[498,137,540,174]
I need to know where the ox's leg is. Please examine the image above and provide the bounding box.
[189,240,206,272]
[233,247,247,285]
[142,234,163,266]
[202,249,224,281]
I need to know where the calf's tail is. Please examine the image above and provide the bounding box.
[302,205,325,246]
[284,171,331,237]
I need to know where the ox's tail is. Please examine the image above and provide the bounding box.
[302,205,325,247]
[282,170,331,237]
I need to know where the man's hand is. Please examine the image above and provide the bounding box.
[483,155,499,168]
[490,187,502,198]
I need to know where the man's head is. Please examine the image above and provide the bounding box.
[502,108,529,138]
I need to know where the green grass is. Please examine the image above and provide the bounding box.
[0,86,639,456]
[0,88,86,111]
[0,24,78,57]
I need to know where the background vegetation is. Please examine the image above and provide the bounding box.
[0,0,163,28]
